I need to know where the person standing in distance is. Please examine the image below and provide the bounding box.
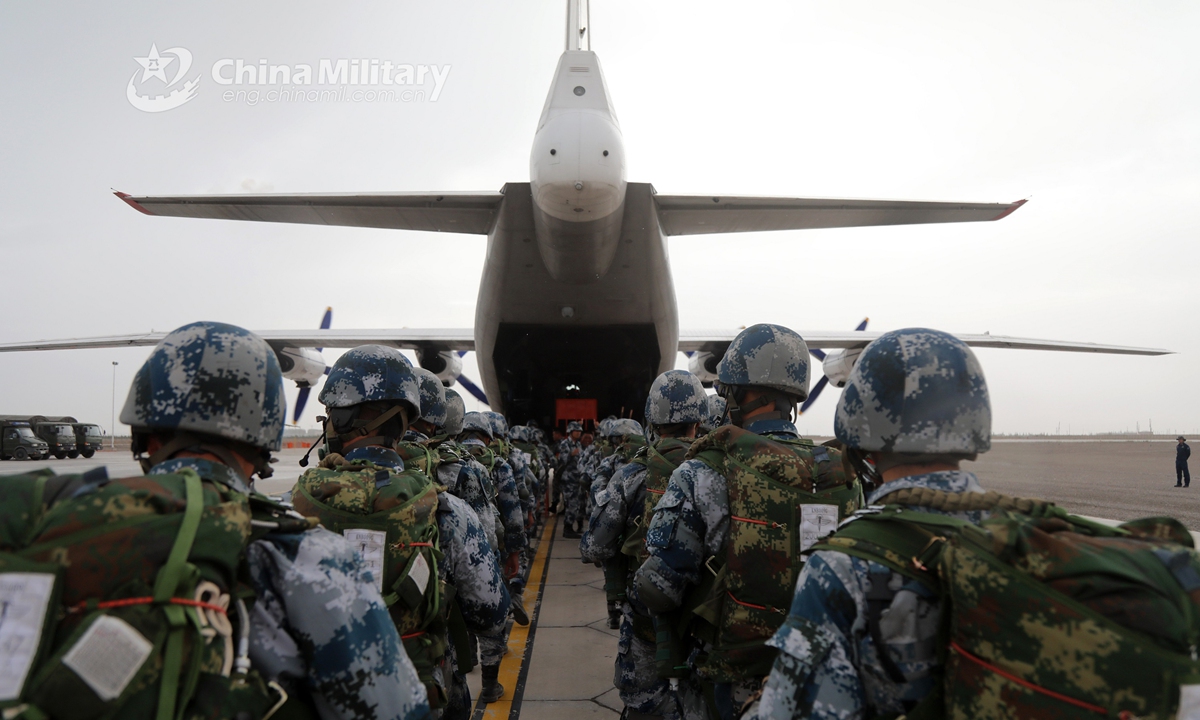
[1177,436,1191,487]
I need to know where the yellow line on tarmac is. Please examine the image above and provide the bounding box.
[471,518,556,719]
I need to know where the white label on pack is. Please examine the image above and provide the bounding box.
[799,504,840,554]
[0,572,56,701]
[408,553,431,596]
[62,615,153,701]
[344,528,387,592]
[1180,684,1200,720]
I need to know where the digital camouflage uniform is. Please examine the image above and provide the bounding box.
[582,371,709,719]
[748,471,990,720]
[633,326,861,720]
[557,424,586,530]
[748,328,994,720]
[334,447,510,720]
[14,323,432,720]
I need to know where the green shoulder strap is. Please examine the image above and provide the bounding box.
[153,470,205,720]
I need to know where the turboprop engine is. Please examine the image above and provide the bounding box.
[822,347,865,388]
[688,351,721,385]
[276,346,327,387]
[418,349,464,386]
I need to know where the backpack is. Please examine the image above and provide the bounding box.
[0,467,287,720]
[685,426,863,682]
[291,459,450,707]
[819,488,1200,720]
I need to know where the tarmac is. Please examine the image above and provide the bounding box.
[5,440,1198,718]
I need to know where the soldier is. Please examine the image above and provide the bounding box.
[632,324,862,720]
[746,328,995,720]
[588,418,647,508]
[458,411,529,702]
[292,345,508,715]
[557,420,586,538]
[0,323,431,720]
[582,370,710,718]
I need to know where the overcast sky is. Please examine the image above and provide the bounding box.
[1,1,1197,438]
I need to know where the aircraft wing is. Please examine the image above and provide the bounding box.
[115,191,504,235]
[678,330,1170,356]
[654,195,1026,236]
[0,329,477,353]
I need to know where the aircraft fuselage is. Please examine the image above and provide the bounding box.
[476,53,674,425]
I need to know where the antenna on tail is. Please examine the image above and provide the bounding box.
[567,0,590,51]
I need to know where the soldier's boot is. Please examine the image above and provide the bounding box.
[607,601,621,630]
[510,587,530,626]
[619,708,664,720]
[480,664,505,703]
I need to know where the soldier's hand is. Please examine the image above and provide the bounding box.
[571,447,580,456]
[504,552,520,579]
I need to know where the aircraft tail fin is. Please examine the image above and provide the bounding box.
[567,0,590,51]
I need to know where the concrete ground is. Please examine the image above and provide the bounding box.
[6,440,1198,718]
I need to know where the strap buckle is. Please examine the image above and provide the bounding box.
[704,555,722,577]
[911,536,946,572]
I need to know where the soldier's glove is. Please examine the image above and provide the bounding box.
[504,552,520,580]
[635,576,678,616]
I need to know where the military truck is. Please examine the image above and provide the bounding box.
[0,415,77,459]
[36,416,103,458]
[0,419,49,460]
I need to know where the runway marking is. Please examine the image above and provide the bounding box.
[471,517,557,720]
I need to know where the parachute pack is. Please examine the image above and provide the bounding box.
[0,467,293,720]
[685,425,863,682]
[819,488,1200,720]
[291,459,451,707]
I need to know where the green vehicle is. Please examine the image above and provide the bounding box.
[36,416,103,458]
[70,422,104,458]
[0,415,77,459]
[0,420,49,460]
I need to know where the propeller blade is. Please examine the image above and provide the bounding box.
[456,373,489,406]
[855,317,869,332]
[799,375,829,415]
[293,386,312,424]
[809,348,827,361]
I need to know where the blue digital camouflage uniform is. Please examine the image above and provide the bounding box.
[338,446,510,719]
[582,458,681,718]
[462,436,526,556]
[747,470,992,720]
[148,458,431,720]
[632,417,806,716]
[557,435,586,527]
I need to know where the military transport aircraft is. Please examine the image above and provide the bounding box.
[0,1,1169,427]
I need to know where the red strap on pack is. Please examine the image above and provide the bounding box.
[69,596,228,615]
[725,591,783,615]
[949,642,1108,715]
[401,631,426,640]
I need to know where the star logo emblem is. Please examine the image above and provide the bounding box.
[133,44,176,84]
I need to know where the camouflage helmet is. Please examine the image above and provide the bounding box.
[319,345,420,418]
[443,388,466,435]
[462,411,494,439]
[120,321,285,452]
[508,425,528,442]
[716,324,810,400]
[484,411,508,438]
[566,420,583,433]
[609,418,644,437]
[835,328,991,455]
[645,370,708,425]
[596,418,614,437]
[411,367,448,428]
[704,395,728,430]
